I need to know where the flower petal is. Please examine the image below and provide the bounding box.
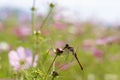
[17,46,26,59]
[25,48,33,57]
[8,50,20,68]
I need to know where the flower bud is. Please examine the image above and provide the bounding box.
[49,3,55,8]
[55,48,63,56]
[52,71,59,78]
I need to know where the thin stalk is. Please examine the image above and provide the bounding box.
[53,60,56,71]
[47,55,57,74]
[51,76,55,80]
[31,0,37,65]
[31,0,36,33]
[40,6,54,31]
[44,55,58,80]
[34,32,39,54]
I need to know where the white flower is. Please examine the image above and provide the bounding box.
[0,42,9,52]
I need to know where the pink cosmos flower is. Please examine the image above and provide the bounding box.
[95,36,120,45]
[95,38,107,45]
[82,39,95,51]
[105,36,119,44]
[55,41,65,48]
[14,25,31,39]
[92,48,104,58]
[53,22,66,29]
[8,46,38,71]
[91,48,104,63]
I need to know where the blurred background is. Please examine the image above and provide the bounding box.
[0,0,120,80]
[1,0,120,24]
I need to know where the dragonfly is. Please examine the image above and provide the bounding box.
[46,44,83,79]
[63,44,83,70]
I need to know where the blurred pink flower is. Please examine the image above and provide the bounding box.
[82,39,95,51]
[92,48,104,58]
[14,25,31,39]
[95,38,107,45]
[95,36,120,45]
[53,22,66,29]
[8,46,38,71]
[105,36,119,44]
[55,41,65,48]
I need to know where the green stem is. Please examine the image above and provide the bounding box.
[31,0,37,65]
[51,76,55,80]
[35,32,39,54]
[44,55,57,80]
[40,6,54,31]
[31,0,36,33]
[48,55,57,75]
